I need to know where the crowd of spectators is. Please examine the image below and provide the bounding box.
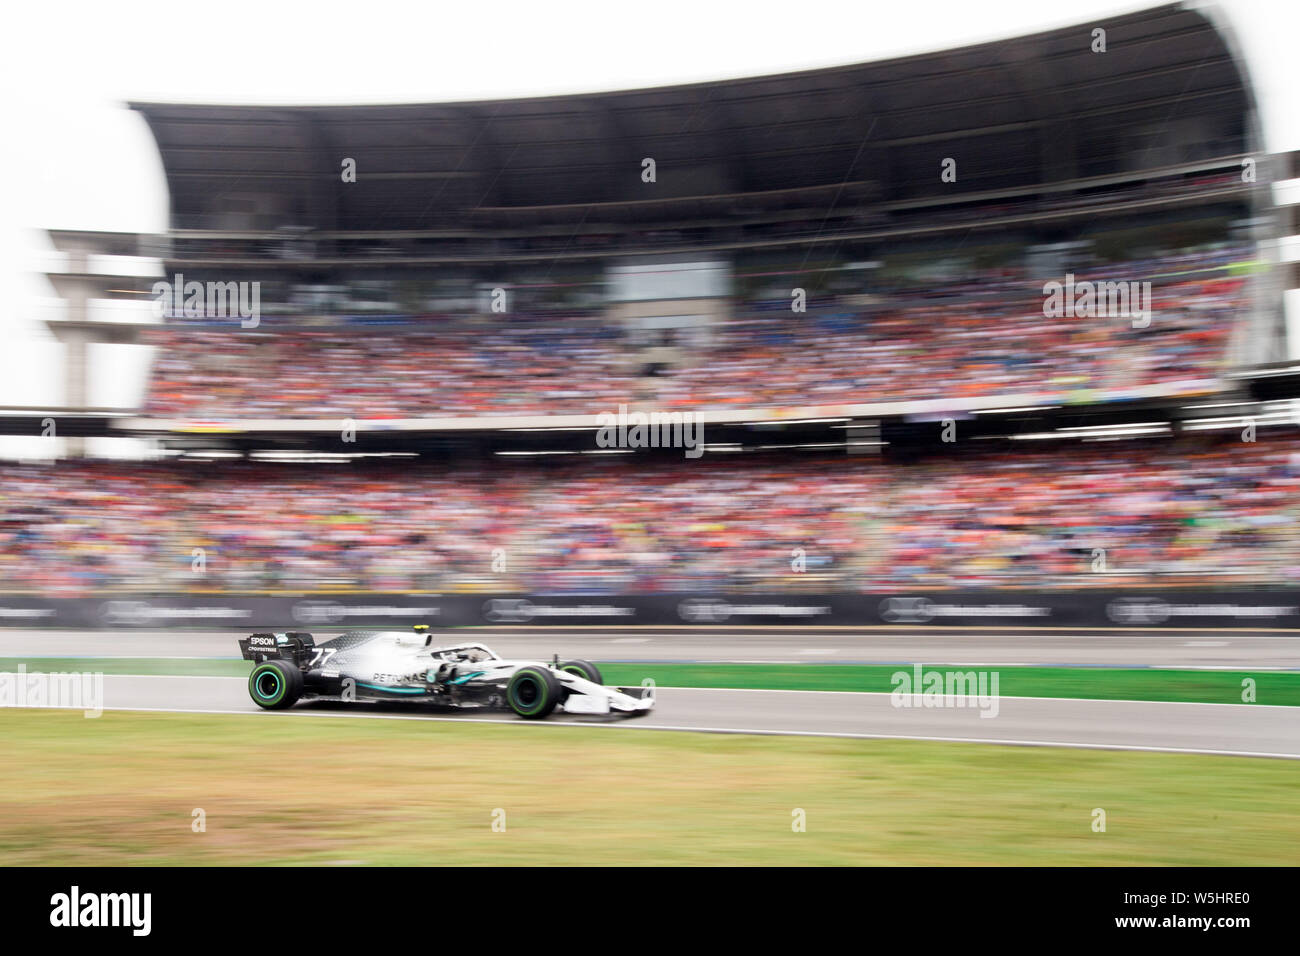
[141,248,1248,419]
[3,436,1296,595]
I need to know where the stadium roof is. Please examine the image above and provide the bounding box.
[132,3,1253,232]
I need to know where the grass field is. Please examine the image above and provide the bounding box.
[596,663,1298,706]
[1,708,1296,865]
[2,657,1294,706]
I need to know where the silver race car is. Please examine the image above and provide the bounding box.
[239,626,655,719]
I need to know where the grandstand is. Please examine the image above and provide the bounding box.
[11,3,1300,626]
[2,434,1298,597]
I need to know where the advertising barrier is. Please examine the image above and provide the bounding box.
[0,590,1297,629]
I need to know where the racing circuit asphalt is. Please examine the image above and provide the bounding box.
[4,626,1300,758]
[62,674,1300,759]
[7,625,1300,668]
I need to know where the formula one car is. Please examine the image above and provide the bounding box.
[238,626,655,719]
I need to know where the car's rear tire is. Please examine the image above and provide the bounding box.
[506,667,561,719]
[558,659,602,685]
[249,660,303,710]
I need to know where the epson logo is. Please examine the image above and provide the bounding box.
[677,599,832,623]
[292,602,440,625]
[1107,598,1298,625]
[0,607,55,619]
[49,886,151,936]
[879,597,1051,624]
[482,599,635,624]
[99,601,251,627]
[249,637,277,647]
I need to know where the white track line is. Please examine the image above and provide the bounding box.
[19,702,1295,760]
[85,673,1299,709]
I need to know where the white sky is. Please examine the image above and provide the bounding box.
[0,0,1296,424]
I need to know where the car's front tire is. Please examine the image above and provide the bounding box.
[558,659,602,685]
[249,660,304,710]
[506,667,561,719]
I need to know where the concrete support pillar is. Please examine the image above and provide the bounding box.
[63,330,89,458]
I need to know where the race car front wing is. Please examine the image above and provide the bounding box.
[559,677,656,715]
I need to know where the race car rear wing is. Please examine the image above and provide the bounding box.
[239,632,316,664]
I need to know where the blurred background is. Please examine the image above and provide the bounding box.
[1,0,1299,609]
[6,3,1300,877]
